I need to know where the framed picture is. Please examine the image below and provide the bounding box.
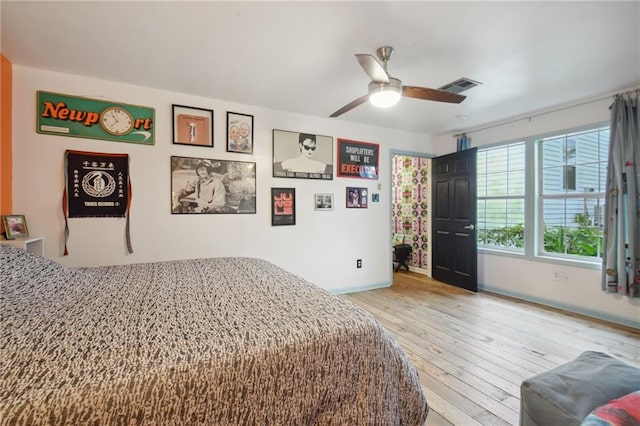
[271,188,296,226]
[2,215,29,239]
[171,156,256,214]
[314,193,334,211]
[172,105,214,147]
[337,138,379,180]
[346,187,368,209]
[227,112,254,154]
[38,91,156,145]
[272,129,333,180]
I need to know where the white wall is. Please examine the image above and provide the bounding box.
[12,65,435,293]
[433,95,640,328]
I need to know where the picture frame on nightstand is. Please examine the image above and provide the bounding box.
[2,215,29,239]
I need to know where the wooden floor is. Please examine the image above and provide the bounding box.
[342,271,640,426]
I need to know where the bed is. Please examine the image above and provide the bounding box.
[0,244,428,425]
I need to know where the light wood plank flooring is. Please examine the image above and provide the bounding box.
[342,271,640,426]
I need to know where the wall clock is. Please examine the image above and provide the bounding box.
[100,106,134,136]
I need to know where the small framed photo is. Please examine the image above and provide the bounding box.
[314,193,334,211]
[346,187,368,209]
[172,104,214,147]
[271,188,296,226]
[2,215,29,239]
[227,112,254,154]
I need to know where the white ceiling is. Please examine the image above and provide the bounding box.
[2,1,639,135]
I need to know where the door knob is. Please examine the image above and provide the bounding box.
[464,224,475,230]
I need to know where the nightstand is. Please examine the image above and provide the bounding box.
[1,236,44,256]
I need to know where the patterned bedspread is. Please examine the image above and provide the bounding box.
[0,245,428,425]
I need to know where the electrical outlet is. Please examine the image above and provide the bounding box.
[553,271,568,282]
[356,259,362,268]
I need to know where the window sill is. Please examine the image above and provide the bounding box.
[534,254,601,270]
[479,247,525,256]
[479,247,602,270]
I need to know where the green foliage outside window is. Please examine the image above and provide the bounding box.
[479,214,603,257]
[478,224,525,248]
[542,213,603,257]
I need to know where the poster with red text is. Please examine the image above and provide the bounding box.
[337,138,379,180]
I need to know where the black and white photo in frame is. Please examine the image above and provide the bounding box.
[314,193,334,211]
[171,156,256,214]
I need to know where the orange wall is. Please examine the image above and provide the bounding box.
[0,54,12,214]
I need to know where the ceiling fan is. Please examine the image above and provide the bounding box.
[330,46,466,118]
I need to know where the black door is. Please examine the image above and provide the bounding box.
[432,148,477,292]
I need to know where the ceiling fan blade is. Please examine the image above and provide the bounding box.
[402,86,466,103]
[329,95,369,118]
[355,54,389,83]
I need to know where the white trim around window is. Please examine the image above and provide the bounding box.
[477,121,609,269]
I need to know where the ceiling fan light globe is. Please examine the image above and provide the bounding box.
[369,90,401,108]
[368,79,402,108]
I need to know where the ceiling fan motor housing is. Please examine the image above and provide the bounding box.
[368,77,402,108]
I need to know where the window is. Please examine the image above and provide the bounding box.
[477,123,609,264]
[539,127,609,258]
[477,142,526,250]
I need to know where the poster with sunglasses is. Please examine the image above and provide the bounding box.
[271,188,296,226]
[272,129,333,180]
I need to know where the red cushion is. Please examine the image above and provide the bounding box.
[581,391,640,426]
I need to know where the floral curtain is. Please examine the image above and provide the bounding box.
[602,91,639,297]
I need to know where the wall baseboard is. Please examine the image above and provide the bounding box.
[480,283,640,330]
[407,266,428,276]
[330,281,390,295]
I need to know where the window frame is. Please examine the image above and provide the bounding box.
[536,125,609,263]
[476,141,527,254]
[477,121,608,269]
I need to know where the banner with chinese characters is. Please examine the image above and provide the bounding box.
[337,138,379,180]
[63,150,133,255]
[66,151,129,217]
[37,91,155,145]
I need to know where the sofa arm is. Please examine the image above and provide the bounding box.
[520,351,640,426]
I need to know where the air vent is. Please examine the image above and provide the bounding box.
[438,78,481,94]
